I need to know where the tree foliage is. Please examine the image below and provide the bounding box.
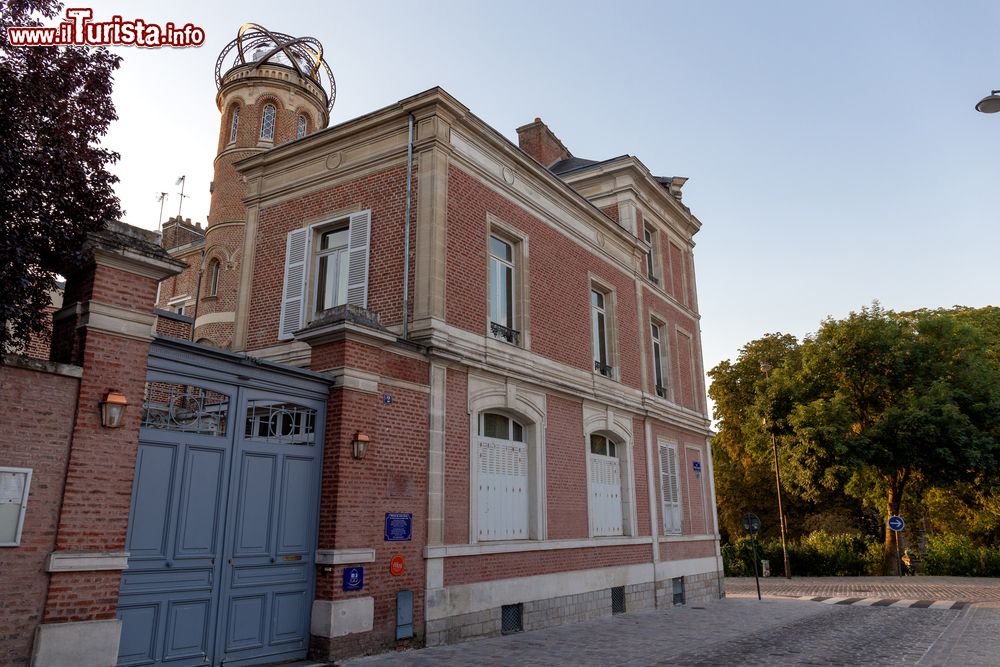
[0,0,121,354]
[710,304,1000,573]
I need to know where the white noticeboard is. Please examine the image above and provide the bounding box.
[0,467,32,546]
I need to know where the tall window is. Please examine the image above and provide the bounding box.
[489,235,517,344]
[659,441,682,534]
[589,434,623,536]
[207,259,220,297]
[260,103,276,141]
[651,322,666,398]
[315,226,349,312]
[477,412,528,541]
[296,115,307,139]
[644,224,658,283]
[279,211,372,341]
[592,289,612,376]
[228,107,239,143]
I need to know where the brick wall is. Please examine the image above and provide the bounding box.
[309,337,431,659]
[247,164,417,350]
[649,422,715,541]
[153,309,193,339]
[443,369,469,545]
[515,118,572,168]
[0,361,79,667]
[444,544,650,587]
[25,305,57,360]
[447,165,643,389]
[160,216,204,250]
[154,248,198,312]
[544,395,588,540]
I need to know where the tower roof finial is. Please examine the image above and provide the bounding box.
[215,23,336,112]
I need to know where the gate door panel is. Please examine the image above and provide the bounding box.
[118,379,233,667]
[216,396,322,666]
[118,339,328,667]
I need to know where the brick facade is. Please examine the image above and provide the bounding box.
[2,55,720,667]
[230,89,721,660]
[0,360,80,666]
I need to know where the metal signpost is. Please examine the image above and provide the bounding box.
[888,515,905,577]
[741,512,763,600]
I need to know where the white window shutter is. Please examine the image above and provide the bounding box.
[659,442,681,534]
[346,210,372,308]
[278,227,310,340]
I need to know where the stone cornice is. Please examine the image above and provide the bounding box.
[234,87,642,262]
[93,246,185,282]
[1,354,82,378]
[415,323,711,434]
[54,301,156,342]
[47,551,129,572]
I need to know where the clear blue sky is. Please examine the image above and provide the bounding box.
[86,0,1000,400]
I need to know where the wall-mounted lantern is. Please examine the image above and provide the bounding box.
[351,432,370,460]
[100,390,129,428]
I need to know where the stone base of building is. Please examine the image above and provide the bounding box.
[310,632,421,663]
[655,569,726,607]
[425,574,726,647]
[31,619,122,667]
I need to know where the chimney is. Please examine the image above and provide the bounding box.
[668,177,688,202]
[516,117,572,168]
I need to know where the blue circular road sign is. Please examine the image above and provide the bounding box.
[888,516,905,532]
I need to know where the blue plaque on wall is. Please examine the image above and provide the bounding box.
[343,566,364,591]
[384,512,412,541]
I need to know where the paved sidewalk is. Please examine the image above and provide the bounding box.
[724,575,1000,603]
[337,578,1000,666]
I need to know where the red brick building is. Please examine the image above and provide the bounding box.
[1,24,720,667]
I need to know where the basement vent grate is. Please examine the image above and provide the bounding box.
[501,603,523,634]
[611,586,626,614]
[672,576,686,606]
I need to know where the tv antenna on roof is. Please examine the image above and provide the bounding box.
[156,192,168,232]
[175,175,190,217]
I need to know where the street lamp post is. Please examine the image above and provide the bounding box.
[760,362,792,579]
[975,90,1000,114]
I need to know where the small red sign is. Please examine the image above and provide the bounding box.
[389,554,405,576]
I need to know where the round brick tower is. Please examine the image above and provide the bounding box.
[194,23,335,348]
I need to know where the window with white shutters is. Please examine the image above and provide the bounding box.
[345,210,371,308]
[659,441,682,534]
[278,227,309,340]
[589,434,623,536]
[477,413,528,541]
[277,210,372,341]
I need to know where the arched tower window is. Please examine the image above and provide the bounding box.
[296,115,307,139]
[260,103,276,141]
[228,106,239,143]
[207,259,221,297]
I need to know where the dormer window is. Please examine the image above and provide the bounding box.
[260,103,276,141]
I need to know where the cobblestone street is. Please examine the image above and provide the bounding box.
[335,578,1000,667]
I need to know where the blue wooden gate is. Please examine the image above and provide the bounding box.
[116,339,329,667]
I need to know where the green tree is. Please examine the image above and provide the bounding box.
[782,304,1000,573]
[709,333,869,544]
[0,0,121,355]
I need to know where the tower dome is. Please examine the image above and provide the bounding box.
[195,24,336,349]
